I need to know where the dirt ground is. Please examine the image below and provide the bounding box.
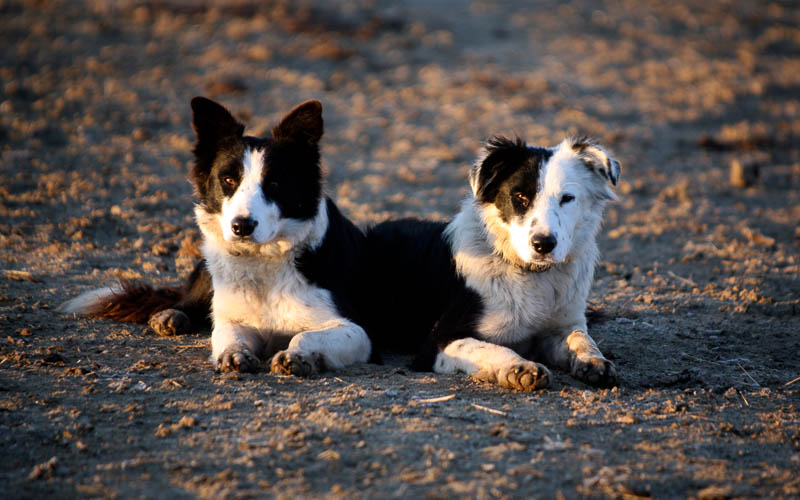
[2,0,799,498]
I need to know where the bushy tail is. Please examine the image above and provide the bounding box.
[58,280,182,324]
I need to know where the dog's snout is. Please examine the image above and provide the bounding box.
[532,234,557,255]
[231,217,258,237]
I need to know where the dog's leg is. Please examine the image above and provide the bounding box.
[270,321,371,377]
[149,260,213,336]
[433,337,550,391]
[539,329,617,387]
[211,321,264,373]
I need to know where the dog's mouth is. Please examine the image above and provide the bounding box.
[528,260,554,272]
[224,237,293,258]
[528,253,567,272]
[220,225,281,248]
[496,247,557,273]
[225,234,267,247]
[223,237,260,254]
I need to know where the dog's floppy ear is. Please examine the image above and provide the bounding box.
[571,137,620,187]
[469,136,529,200]
[272,100,323,145]
[190,97,245,143]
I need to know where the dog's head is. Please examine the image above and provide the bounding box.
[190,97,324,248]
[469,136,620,270]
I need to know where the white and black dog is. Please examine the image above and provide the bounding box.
[61,98,372,375]
[364,136,621,390]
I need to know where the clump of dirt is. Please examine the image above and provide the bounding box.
[1,0,799,498]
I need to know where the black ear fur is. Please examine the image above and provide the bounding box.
[190,97,245,143]
[272,100,324,145]
[571,137,620,186]
[470,136,530,201]
[189,97,245,199]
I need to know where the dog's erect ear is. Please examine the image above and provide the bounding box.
[470,136,530,200]
[571,137,620,186]
[190,97,244,143]
[189,97,243,201]
[272,100,323,145]
[468,162,483,197]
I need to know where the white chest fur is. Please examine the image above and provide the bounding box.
[468,258,592,344]
[446,202,597,346]
[195,197,340,336]
[205,249,341,334]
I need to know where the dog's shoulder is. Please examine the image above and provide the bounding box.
[297,199,365,271]
[295,198,367,320]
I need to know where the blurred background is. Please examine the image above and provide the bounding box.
[3,0,798,215]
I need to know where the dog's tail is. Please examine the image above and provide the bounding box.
[59,261,213,334]
[58,280,183,323]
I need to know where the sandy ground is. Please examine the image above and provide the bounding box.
[2,0,799,498]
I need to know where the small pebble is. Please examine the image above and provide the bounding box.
[729,157,759,188]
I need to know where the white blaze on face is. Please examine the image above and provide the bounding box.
[508,211,537,263]
[529,145,583,263]
[219,146,280,244]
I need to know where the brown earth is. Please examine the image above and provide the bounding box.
[2,0,799,498]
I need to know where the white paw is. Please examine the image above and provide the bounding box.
[473,361,551,391]
[572,356,618,387]
[497,361,551,391]
[216,345,260,373]
[270,350,322,377]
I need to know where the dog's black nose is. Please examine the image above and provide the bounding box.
[231,217,258,237]
[532,234,557,255]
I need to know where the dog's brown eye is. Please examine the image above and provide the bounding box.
[514,192,529,207]
[560,194,575,205]
[222,176,237,186]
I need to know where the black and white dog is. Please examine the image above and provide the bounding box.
[365,136,621,390]
[61,98,371,375]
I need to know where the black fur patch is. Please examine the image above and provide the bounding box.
[296,198,369,328]
[476,136,553,223]
[190,98,323,220]
[262,136,321,221]
[272,100,323,145]
[363,219,484,369]
[172,259,213,329]
[190,97,245,209]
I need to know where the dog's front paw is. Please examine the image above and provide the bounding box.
[572,356,618,387]
[216,346,260,373]
[270,350,320,377]
[496,361,551,391]
[148,309,191,336]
